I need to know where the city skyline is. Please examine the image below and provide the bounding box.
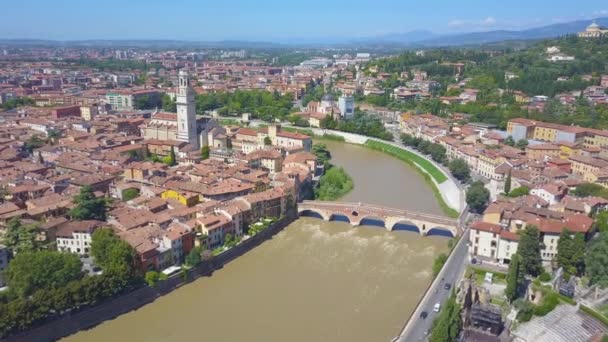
[1,0,607,41]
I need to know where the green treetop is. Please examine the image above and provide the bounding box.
[69,185,108,221]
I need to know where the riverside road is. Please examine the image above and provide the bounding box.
[395,228,470,341]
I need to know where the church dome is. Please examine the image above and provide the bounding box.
[588,21,601,31]
[321,94,334,102]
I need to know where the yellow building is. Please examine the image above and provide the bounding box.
[161,189,199,207]
[482,203,502,224]
[557,142,582,159]
[584,129,608,150]
[569,155,608,183]
[532,126,558,142]
[476,151,504,179]
[525,143,561,160]
[80,104,99,121]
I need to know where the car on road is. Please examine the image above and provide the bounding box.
[433,302,441,312]
[419,311,428,319]
[444,283,451,290]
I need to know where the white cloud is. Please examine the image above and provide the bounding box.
[448,17,498,29]
[447,19,467,27]
[593,10,608,16]
[481,17,497,26]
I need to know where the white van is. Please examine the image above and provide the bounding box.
[433,302,441,312]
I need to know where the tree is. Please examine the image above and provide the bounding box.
[505,255,524,302]
[586,232,608,288]
[573,183,608,198]
[201,145,210,160]
[185,246,203,267]
[2,218,42,253]
[144,271,167,287]
[122,188,139,201]
[169,146,177,165]
[518,226,543,277]
[223,233,238,248]
[466,181,490,213]
[556,229,586,276]
[264,136,272,146]
[161,93,177,112]
[91,228,137,274]
[595,211,608,233]
[504,136,515,146]
[448,159,470,182]
[433,253,448,277]
[312,143,331,165]
[5,250,83,297]
[134,95,150,110]
[69,185,107,221]
[515,139,529,149]
[504,170,512,194]
[428,144,447,164]
[24,135,45,154]
[508,186,530,197]
[315,166,354,201]
[430,293,462,342]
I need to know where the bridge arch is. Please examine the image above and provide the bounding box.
[299,209,329,221]
[358,216,386,228]
[389,219,422,234]
[424,226,456,238]
[329,213,351,223]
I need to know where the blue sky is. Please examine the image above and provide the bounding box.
[1,0,607,41]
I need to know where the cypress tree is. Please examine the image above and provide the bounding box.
[505,255,523,302]
[518,226,543,277]
[504,169,512,195]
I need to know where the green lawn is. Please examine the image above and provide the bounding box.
[364,140,448,184]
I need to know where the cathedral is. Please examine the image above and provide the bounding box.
[578,21,608,38]
[141,70,217,150]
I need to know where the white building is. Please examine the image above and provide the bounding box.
[547,54,575,62]
[56,220,103,255]
[338,95,355,119]
[175,70,199,148]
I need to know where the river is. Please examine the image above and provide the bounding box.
[65,141,449,342]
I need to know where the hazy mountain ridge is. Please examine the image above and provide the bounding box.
[0,17,606,49]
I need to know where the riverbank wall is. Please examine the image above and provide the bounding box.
[3,216,295,342]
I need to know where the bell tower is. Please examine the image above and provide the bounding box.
[176,70,198,148]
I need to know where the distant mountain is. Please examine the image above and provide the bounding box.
[355,30,438,44]
[410,17,608,47]
[0,39,288,49]
[1,17,607,49]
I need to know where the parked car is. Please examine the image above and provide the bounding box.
[419,311,428,319]
[433,302,441,312]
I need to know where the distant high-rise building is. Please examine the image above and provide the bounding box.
[338,95,355,119]
[175,70,198,148]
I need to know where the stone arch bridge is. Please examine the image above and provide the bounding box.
[298,201,462,237]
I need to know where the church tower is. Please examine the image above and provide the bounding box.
[176,70,198,148]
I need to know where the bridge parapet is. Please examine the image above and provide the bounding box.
[298,201,462,237]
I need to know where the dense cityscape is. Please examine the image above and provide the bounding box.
[2,3,608,341]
